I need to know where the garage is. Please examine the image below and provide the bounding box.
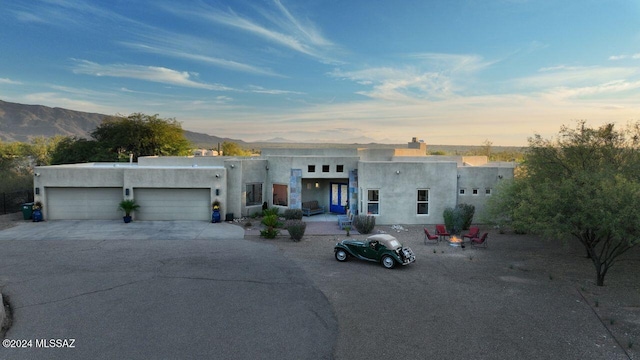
[46,187,123,220]
[134,188,211,221]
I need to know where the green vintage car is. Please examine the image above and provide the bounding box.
[334,234,416,269]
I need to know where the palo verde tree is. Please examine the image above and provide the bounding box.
[486,121,640,286]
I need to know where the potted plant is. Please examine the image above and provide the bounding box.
[118,199,140,223]
[212,200,221,223]
[32,201,44,222]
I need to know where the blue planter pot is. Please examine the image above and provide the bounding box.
[212,210,221,223]
[32,209,43,222]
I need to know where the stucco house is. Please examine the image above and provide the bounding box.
[32,139,515,224]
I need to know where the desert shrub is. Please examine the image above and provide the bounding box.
[262,207,280,218]
[260,214,281,239]
[285,219,306,241]
[353,215,376,234]
[260,228,279,239]
[283,209,303,220]
[443,206,464,235]
[261,214,281,228]
[457,203,475,230]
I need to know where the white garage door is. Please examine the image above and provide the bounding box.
[47,187,122,220]
[134,188,210,221]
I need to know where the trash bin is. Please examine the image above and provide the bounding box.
[21,202,34,220]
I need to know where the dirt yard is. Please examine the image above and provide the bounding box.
[0,212,22,231]
[248,223,640,359]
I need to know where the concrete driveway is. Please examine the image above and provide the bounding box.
[0,220,244,241]
[0,221,337,360]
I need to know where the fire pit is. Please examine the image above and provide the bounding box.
[448,235,463,247]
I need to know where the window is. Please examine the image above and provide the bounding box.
[308,165,315,172]
[367,189,379,215]
[246,183,263,206]
[336,165,344,172]
[272,184,288,206]
[459,189,465,195]
[417,189,429,215]
[485,188,492,195]
[472,188,479,195]
[322,165,330,172]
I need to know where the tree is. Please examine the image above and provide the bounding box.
[50,137,114,164]
[486,121,640,286]
[221,141,252,156]
[91,113,191,161]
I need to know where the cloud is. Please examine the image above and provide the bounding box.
[170,1,341,64]
[72,60,232,90]
[329,53,492,101]
[0,78,22,85]
[120,42,281,77]
[513,65,639,89]
[609,53,640,61]
[247,85,304,95]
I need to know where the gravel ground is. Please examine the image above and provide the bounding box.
[248,223,640,359]
[0,212,22,231]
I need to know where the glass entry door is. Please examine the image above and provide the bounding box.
[330,182,348,214]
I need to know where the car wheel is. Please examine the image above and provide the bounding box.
[381,255,396,269]
[335,249,348,262]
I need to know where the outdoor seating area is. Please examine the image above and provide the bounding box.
[302,200,325,216]
[337,212,353,230]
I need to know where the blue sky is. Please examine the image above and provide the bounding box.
[1,0,639,145]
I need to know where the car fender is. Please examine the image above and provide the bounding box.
[334,243,376,262]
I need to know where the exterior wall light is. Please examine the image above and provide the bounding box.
[35,187,40,195]
[125,188,130,196]
[315,182,319,188]
[216,189,221,196]
[396,170,401,175]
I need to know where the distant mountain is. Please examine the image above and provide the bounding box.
[260,137,296,143]
[0,99,245,146]
[0,100,107,142]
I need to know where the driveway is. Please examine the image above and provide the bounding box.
[0,221,337,360]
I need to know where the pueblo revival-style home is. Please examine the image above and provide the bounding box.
[32,138,515,225]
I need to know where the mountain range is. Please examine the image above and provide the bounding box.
[0,99,244,147]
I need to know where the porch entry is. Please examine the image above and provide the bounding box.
[330,182,348,214]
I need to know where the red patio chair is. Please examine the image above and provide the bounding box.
[424,228,439,245]
[463,226,480,242]
[471,233,488,248]
[435,224,450,241]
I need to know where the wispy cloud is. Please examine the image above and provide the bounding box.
[8,0,143,28]
[72,60,232,91]
[120,42,281,77]
[513,65,639,89]
[167,1,341,64]
[0,78,22,85]
[609,53,640,61]
[247,85,304,95]
[329,53,492,101]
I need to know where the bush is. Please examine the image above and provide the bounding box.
[285,219,306,241]
[353,215,376,234]
[262,207,280,218]
[260,228,279,239]
[457,203,475,230]
[261,214,281,228]
[260,214,281,239]
[443,206,464,235]
[283,209,303,220]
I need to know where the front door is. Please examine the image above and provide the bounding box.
[330,182,348,214]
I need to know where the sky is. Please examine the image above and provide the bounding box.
[1,0,639,146]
